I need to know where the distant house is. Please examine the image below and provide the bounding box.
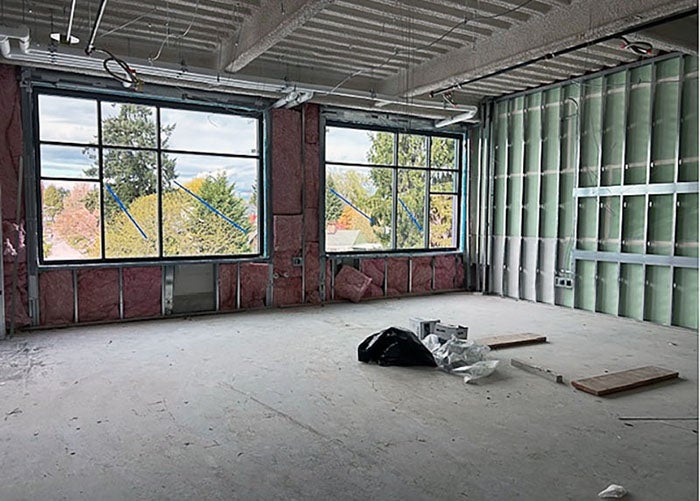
[325,227,384,252]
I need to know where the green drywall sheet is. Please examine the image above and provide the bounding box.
[598,196,621,252]
[644,265,671,324]
[619,263,644,320]
[486,56,697,329]
[540,88,561,239]
[575,260,596,311]
[576,197,597,251]
[523,94,541,237]
[680,56,698,182]
[676,193,698,257]
[673,267,698,329]
[622,195,646,254]
[651,58,680,184]
[493,101,508,236]
[596,262,619,315]
[601,71,626,186]
[557,84,578,308]
[579,78,602,188]
[625,65,652,185]
[507,97,524,237]
[647,194,674,255]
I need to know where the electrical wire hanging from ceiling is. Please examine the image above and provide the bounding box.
[324,0,536,96]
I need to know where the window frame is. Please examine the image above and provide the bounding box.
[34,87,265,265]
[323,121,465,256]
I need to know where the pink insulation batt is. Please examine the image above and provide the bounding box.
[334,266,372,303]
[433,255,457,290]
[239,263,269,309]
[39,270,73,326]
[123,267,161,319]
[218,264,237,311]
[77,268,119,322]
[411,257,433,293]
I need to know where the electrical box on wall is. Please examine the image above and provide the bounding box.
[555,274,574,289]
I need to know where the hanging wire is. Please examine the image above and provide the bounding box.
[324,0,536,95]
[149,0,201,63]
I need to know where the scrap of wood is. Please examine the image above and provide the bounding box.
[476,333,547,349]
[618,417,697,421]
[572,366,679,396]
[511,358,563,384]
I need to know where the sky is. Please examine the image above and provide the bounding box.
[38,94,259,201]
[325,126,389,164]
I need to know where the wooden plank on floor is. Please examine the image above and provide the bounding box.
[476,333,547,349]
[571,366,679,396]
[511,358,564,383]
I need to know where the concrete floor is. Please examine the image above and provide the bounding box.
[0,293,697,501]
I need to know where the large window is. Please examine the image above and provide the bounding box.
[324,125,462,253]
[37,91,262,263]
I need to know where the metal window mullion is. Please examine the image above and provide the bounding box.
[424,136,431,249]
[668,56,685,326]
[642,62,657,321]
[391,133,398,250]
[97,100,105,260]
[156,107,164,259]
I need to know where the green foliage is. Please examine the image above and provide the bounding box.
[328,131,457,249]
[325,175,344,223]
[85,104,177,215]
[186,174,252,256]
[43,185,67,221]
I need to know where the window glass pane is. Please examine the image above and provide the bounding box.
[431,137,458,169]
[40,145,97,179]
[101,102,157,148]
[430,170,458,193]
[162,153,258,257]
[103,150,159,259]
[397,169,426,249]
[326,127,393,165]
[160,108,258,155]
[430,194,457,248]
[325,166,392,252]
[398,134,427,167]
[41,180,101,260]
[39,95,97,144]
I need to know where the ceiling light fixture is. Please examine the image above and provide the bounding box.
[434,108,478,128]
[271,90,314,109]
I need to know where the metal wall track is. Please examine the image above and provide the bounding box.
[483,54,699,329]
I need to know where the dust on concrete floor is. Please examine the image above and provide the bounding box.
[0,293,697,500]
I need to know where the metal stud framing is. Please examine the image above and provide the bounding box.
[485,54,699,329]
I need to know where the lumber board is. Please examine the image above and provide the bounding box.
[571,366,679,396]
[476,333,547,349]
[511,358,564,383]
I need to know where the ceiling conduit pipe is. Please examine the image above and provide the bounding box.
[0,25,478,118]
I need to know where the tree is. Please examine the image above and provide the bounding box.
[363,132,457,248]
[43,185,67,222]
[52,184,101,258]
[325,175,344,223]
[185,173,252,255]
[85,103,177,215]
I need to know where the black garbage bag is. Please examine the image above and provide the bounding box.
[358,327,437,367]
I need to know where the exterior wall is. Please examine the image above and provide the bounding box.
[0,65,467,330]
[485,55,698,329]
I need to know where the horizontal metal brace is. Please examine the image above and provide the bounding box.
[574,182,699,198]
[573,250,698,269]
